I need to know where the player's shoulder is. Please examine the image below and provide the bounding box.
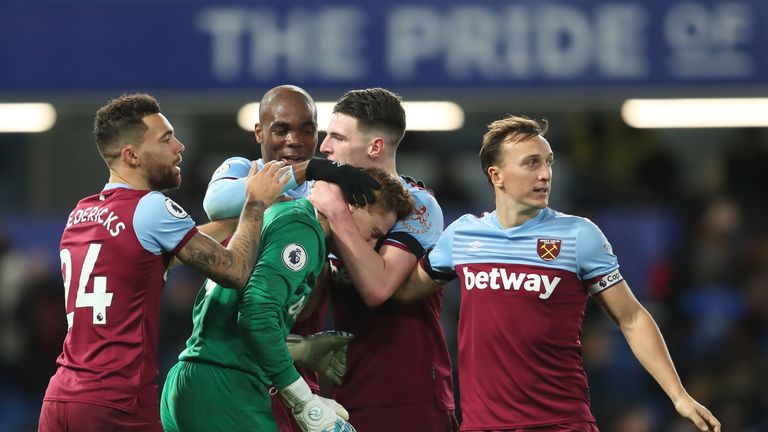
[444,211,493,233]
[402,179,441,212]
[136,191,190,219]
[265,199,318,226]
[210,156,252,177]
[545,208,594,226]
[542,208,603,238]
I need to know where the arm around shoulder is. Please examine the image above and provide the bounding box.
[391,260,445,303]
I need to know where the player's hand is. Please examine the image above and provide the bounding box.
[305,157,380,206]
[309,181,352,222]
[279,377,357,432]
[287,331,353,386]
[673,394,721,432]
[244,160,291,206]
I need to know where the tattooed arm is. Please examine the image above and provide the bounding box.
[176,161,291,288]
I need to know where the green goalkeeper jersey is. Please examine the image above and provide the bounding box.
[178,199,325,389]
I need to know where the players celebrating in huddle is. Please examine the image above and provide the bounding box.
[40,91,720,432]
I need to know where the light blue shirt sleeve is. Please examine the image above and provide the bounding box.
[387,187,444,255]
[576,218,620,281]
[425,217,460,274]
[134,192,196,255]
[203,157,299,220]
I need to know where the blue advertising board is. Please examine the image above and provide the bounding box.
[1,0,766,92]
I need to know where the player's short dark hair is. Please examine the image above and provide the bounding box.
[333,88,406,150]
[479,115,549,184]
[364,167,414,221]
[93,93,161,165]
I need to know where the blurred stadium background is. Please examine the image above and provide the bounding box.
[1,0,766,430]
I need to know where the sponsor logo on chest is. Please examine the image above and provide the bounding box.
[461,266,561,300]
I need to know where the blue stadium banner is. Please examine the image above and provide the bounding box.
[1,0,766,92]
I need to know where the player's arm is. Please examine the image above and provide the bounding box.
[238,223,353,431]
[336,238,417,307]
[196,217,238,243]
[391,259,444,303]
[168,218,238,270]
[311,182,424,306]
[205,158,378,221]
[203,157,299,221]
[593,282,721,432]
[237,218,324,386]
[176,161,291,289]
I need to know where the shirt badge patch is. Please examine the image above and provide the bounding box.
[164,198,188,219]
[537,238,561,261]
[402,205,432,234]
[282,243,307,271]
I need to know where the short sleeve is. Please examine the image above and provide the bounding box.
[134,192,196,255]
[576,218,623,295]
[421,217,461,281]
[385,188,444,258]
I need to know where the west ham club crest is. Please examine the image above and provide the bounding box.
[537,239,561,261]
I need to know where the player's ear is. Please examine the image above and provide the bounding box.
[367,136,384,158]
[121,145,140,167]
[488,166,504,188]
[254,123,264,144]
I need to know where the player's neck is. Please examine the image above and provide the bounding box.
[108,168,150,190]
[368,154,397,176]
[495,198,543,229]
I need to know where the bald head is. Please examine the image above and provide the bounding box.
[259,85,316,121]
[255,85,319,164]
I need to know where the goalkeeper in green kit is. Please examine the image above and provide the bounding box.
[160,168,414,432]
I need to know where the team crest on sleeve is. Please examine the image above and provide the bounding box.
[212,162,230,178]
[282,243,307,271]
[537,238,561,261]
[164,198,189,219]
[402,205,432,234]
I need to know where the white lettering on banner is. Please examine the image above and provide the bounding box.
[387,7,442,79]
[197,7,366,82]
[665,2,753,77]
[196,3,755,84]
[596,5,648,77]
[387,4,647,80]
[462,267,561,300]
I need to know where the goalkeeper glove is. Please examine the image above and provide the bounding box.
[287,331,353,386]
[305,158,380,206]
[279,377,356,432]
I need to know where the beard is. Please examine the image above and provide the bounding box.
[146,161,181,192]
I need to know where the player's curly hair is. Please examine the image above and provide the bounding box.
[479,115,549,185]
[333,88,406,151]
[363,167,415,221]
[93,93,161,165]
